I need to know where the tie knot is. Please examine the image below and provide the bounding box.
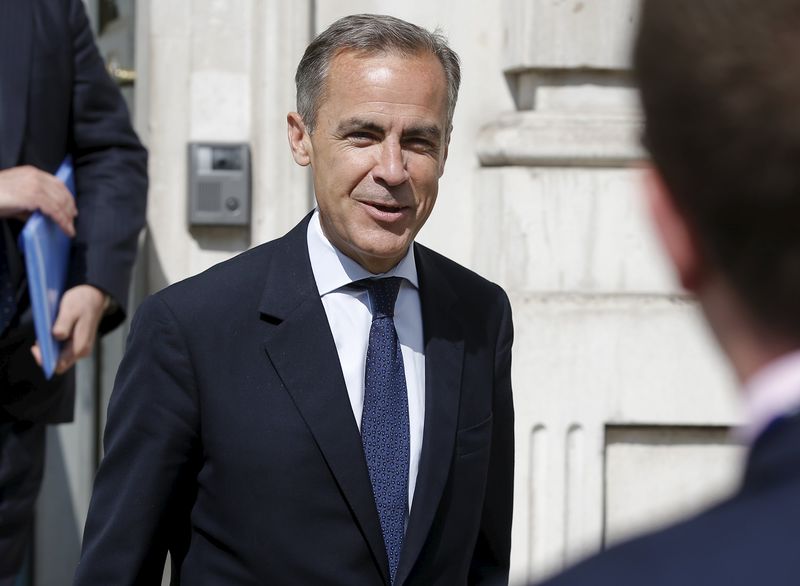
[360,277,402,319]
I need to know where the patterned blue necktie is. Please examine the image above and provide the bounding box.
[0,229,17,335]
[360,277,410,584]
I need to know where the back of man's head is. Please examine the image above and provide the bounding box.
[634,0,800,341]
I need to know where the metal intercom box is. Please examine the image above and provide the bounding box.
[188,142,251,226]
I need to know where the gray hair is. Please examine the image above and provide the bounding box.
[295,14,461,134]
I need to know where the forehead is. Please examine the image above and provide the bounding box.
[317,49,449,124]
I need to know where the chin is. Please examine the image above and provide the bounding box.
[353,239,411,270]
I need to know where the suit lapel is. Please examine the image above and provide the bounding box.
[0,0,33,168]
[259,217,390,585]
[396,245,464,585]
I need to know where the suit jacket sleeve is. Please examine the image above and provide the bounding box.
[66,0,148,332]
[74,294,200,584]
[470,287,515,585]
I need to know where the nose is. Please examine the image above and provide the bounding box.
[372,141,409,186]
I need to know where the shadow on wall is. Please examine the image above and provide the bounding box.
[190,225,251,254]
[35,429,83,586]
[146,224,252,295]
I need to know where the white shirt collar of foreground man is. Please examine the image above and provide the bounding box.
[739,348,800,444]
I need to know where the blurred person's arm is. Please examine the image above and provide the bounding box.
[39,0,148,373]
[0,165,76,236]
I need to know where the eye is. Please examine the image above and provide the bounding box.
[348,132,378,145]
[404,137,437,153]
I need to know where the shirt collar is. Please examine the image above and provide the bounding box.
[307,208,419,297]
[739,348,800,443]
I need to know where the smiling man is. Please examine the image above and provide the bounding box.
[74,14,514,586]
[288,49,447,275]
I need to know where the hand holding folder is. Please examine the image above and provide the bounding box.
[18,158,75,379]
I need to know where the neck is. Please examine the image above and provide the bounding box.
[700,279,796,385]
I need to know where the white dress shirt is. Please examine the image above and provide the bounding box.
[739,348,800,443]
[306,210,425,509]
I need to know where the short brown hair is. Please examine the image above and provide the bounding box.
[634,0,800,338]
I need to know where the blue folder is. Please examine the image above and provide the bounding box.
[18,157,75,379]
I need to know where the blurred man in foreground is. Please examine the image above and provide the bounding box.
[538,1,800,584]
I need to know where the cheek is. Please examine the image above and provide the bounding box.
[410,164,441,204]
[335,153,379,193]
[417,193,438,224]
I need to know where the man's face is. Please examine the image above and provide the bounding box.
[288,50,450,273]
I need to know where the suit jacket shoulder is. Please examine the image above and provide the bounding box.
[413,241,511,339]
[414,242,507,298]
[152,217,311,325]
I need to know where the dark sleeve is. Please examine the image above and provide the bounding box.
[66,0,148,333]
[73,294,200,585]
[470,287,515,585]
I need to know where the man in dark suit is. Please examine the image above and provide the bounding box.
[537,1,800,585]
[0,0,148,582]
[74,14,513,586]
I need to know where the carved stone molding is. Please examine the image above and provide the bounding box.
[477,111,644,167]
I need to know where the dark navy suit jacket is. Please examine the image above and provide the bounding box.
[74,215,515,585]
[538,410,800,586]
[0,0,147,423]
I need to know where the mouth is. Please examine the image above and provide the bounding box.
[357,200,410,222]
[369,202,404,213]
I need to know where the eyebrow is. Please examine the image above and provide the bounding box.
[404,124,442,141]
[336,118,385,135]
[336,117,443,141]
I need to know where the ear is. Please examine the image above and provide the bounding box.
[287,112,312,166]
[643,166,703,292]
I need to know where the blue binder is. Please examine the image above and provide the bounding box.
[18,157,75,379]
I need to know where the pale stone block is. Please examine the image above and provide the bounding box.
[147,37,192,288]
[148,36,191,114]
[474,168,676,294]
[191,0,252,73]
[150,0,191,38]
[511,294,738,425]
[477,111,644,167]
[189,71,251,141]
[192,36,251,74]
[534,83,638,115]
[515,71,638,113]
[504,0,640,71]
[604,427,743,547]
[190,0,251,38]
